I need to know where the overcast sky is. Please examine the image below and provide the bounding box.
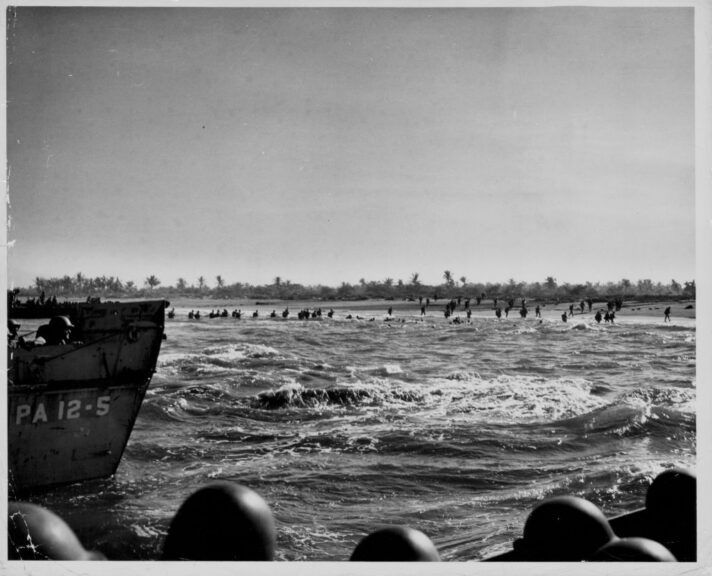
[6,6,695,289]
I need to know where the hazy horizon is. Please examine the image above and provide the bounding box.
[6,7,695,290]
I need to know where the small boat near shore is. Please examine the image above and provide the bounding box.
[7,299,168,493]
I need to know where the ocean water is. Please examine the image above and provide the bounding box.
[17,301,696,561]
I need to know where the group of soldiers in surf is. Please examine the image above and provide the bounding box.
[292,307,334,320]
[185,307,336,320]
[178,295,671,325]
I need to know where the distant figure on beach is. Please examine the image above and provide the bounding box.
[420,306,426,316]
[561,313,568,323]
[587,298,593,312]
[282,308,289,318]
[595,310,602,324]
[604,311,611,323]
[168,308,175,319]
[520,306,528,318]
[569,304,574,317]
[610,311,615,324]
[252,311,259,318]
[466,309,472,321]
[270,310,276,318]
[495,307,502,319]
[535,305,541,318]
[504,306,510,318]
[580,301,585,314]
[327,308,334,318]
[195,311,201,319]
[664,307,671,322]
[188,310,194,319]
[388,307,393,316]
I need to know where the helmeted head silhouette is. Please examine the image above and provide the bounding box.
[162,482,276,561]
[513,496,615,561]
[591,537,676,561]
[645,468,696,561]
[8,502,105,560]
[350,526,440,561]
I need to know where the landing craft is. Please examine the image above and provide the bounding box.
[7,299,167,492]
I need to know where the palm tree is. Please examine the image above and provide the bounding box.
[216,275,225,289]
[443,270,454,287]
[198,276,206,290]
[410,272,420,286]
[460,276,467,288]
[145,275,161,290]
[176,277,187,291]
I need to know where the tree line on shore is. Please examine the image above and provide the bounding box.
[19,273,696,302]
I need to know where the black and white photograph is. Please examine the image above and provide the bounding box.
[3,1,709,571]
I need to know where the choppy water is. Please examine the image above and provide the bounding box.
[18,301,696,561]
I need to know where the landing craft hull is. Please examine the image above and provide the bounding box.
[7,300,166,492]
[8,381,150,490]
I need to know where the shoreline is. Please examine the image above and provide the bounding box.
[165,297,696,320]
